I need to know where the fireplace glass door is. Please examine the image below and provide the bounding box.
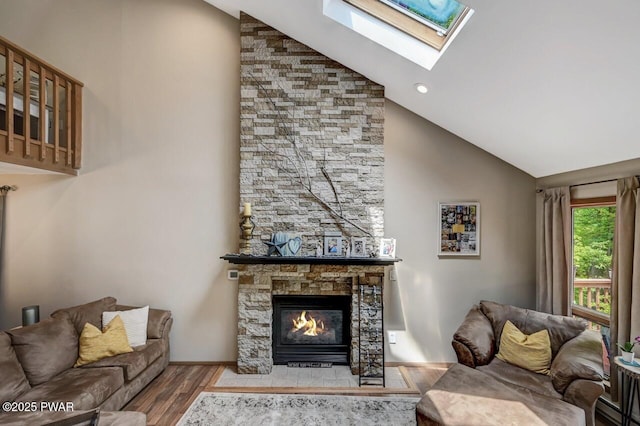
[273,295,350,365]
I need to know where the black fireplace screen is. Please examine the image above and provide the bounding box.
[273,295,350,364]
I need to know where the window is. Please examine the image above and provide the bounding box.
[342,0,471,50]
[378,0,465,35]
[571,197,616,379]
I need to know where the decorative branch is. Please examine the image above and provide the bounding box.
[244,71,372,237]
[246,73,312,190]
[321,166,343,216]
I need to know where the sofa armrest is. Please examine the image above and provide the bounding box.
[550,330,604,394]
[563,379,604,426]
[115,305,172,339]
[451,306,495,367]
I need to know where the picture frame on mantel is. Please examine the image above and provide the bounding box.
[351,237,367,257]
[324,232,343,256]
[379,238,396,258]
[438,201,480,257]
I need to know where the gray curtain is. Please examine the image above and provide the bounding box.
[537,186,572,315]
[611,176,640,401]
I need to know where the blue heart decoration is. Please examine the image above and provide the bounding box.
[287,237,302,256]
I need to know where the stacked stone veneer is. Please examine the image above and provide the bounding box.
[240,13,385,255]
[237,263,384,375]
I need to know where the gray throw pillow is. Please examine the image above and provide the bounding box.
[7,315,79,386]
[51,296,117,334]
[0,331,31,402]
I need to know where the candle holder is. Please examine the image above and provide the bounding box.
[240,213,255,255]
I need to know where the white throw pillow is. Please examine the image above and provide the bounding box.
[102,306,149,347]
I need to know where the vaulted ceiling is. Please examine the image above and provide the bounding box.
[205,0,640,178]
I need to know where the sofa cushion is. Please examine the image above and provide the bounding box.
[550,330,605,393]
[52,297,117,335]
[496,320,552,375]
[80,339,163,382]
[480,300,586,356]
[0,409,96,426]
[80,349,146,382]
[16,366,124,410]
[417,364,583,426]
[102,306,149,347]
[75,316,133,367]
[478,358,562,400]
[0,332,31,403]
[7,316,78,386]
[100,410,147,426]
[0,409,146,426]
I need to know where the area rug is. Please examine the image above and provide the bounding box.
[177,392,420,425]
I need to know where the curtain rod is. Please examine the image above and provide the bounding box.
[570,178,618,188]
[537,175,640,193]
[536,177,619,193]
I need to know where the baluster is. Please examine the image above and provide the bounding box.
[23,58,31,157]
[72,83,82,169]
[65,82,72,166]
[579,287,584,306]
[6,49,14,153]
[53,74,59,163]
[39,65,46,160]
[53,74,60,163]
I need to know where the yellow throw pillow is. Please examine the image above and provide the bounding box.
[75,315,133,367]
[496,320,552,375]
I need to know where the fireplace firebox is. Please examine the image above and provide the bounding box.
[272,295,351,365]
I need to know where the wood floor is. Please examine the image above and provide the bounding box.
[123,363,616,426]
[122,363,447,425]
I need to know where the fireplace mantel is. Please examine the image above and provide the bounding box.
[221,254,401,266]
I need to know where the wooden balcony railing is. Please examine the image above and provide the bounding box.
[0,36,83,175]
[573,278,611,327]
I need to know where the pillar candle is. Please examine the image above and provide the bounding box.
[243,202,252,216]
[22,305,40,326]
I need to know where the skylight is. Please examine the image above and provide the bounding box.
[342,0,470,51]
[324,0,473,70]
[378,0,465,35]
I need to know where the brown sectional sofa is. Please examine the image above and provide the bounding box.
[0,297,172,424]
[417,301,605,426]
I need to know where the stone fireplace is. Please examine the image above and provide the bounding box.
[225,258,389,376]
[229,13,391,382]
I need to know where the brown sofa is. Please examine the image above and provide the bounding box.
[417,301,605,426]
[0,297,172,424]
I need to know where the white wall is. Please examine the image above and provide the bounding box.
[0,0,538,362]
[0,0,241,361]
[384,101,537,361]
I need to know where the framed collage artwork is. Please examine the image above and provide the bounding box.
[438,202,479,256]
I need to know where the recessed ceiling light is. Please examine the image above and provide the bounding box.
[414,83,428,94]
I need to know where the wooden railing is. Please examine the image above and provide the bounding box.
[0,36,83,175]
[573,277,611,327]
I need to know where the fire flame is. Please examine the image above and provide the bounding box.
[292,311,325,336]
